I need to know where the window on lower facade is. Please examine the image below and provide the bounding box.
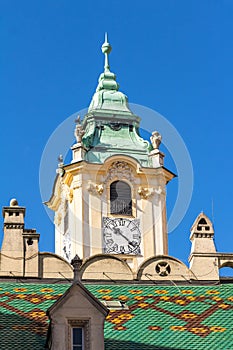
[110,180,132,216]
[72,327,84,350]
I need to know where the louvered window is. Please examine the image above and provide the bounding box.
[110,181,132,216]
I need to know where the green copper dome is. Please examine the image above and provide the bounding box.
[88,34,131,113]
[81,34,152,166]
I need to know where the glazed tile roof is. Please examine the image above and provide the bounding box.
[0,282,233,349]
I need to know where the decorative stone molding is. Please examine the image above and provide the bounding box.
[56,155,64,177]
[67,188,73,203]
[154,186,163,205]
[73,184,82,190]
[154,186,163,195]
[192,233,214,239]
[4,224,24,229]
[68,319,90,350]
[155,261,171,277]
[53,184,69,226]
[54,212,62,226]
[63,232,71,261]
[87,183,104,196]
[60,183,72,207]
[23,228,36,233]
[138,186,162,200]
[104,161,135,184]
[138,187,153,199]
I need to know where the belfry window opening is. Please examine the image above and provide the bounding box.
[110,180,132,216]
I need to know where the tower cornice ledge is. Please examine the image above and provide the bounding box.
[189,252,233,263]
[82,110,141,129]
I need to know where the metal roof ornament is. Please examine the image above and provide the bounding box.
[102,32,112,72]
[88,34,133,113]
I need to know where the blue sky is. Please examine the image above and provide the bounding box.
[1,1,233,274]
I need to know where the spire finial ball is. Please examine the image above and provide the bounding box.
[101,33,112,55]
[10,198,18,207]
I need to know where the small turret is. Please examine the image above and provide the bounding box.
[1,199,40,277]
[190,212,215,253]
[189,213,219,281]
[3,198,25,227]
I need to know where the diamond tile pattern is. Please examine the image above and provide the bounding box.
[0,282,233,349]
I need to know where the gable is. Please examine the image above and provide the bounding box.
[48,282,108,319]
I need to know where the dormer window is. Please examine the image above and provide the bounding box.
[110,180,132,216]
[69,320,89,350]
[47,282,107,350]
[72,327,84,350]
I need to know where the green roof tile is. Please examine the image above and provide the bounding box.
[0,282,233,349]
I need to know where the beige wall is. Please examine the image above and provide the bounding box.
[48,156,173,272]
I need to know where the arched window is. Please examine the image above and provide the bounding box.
[198,218,207,225]
[197,217,210,231]
[110,181,132,216]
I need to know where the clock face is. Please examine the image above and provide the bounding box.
[103,217,141,255]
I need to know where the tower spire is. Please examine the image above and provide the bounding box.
[102,33,112,72]
[88,34,132,113]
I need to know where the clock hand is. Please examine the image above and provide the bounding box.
[113,227,129,241]
[113,227,137,247]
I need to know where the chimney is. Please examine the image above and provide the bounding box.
[1,199,25,276]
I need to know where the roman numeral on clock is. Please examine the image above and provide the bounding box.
[112,243,118,252]
[128,244,133,252]
[119,219,125,226]
[120,246,125,253]
[105,232,112,238]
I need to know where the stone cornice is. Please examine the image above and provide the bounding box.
[4,223,24,229]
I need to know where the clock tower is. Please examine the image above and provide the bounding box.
[46,35,175,272]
